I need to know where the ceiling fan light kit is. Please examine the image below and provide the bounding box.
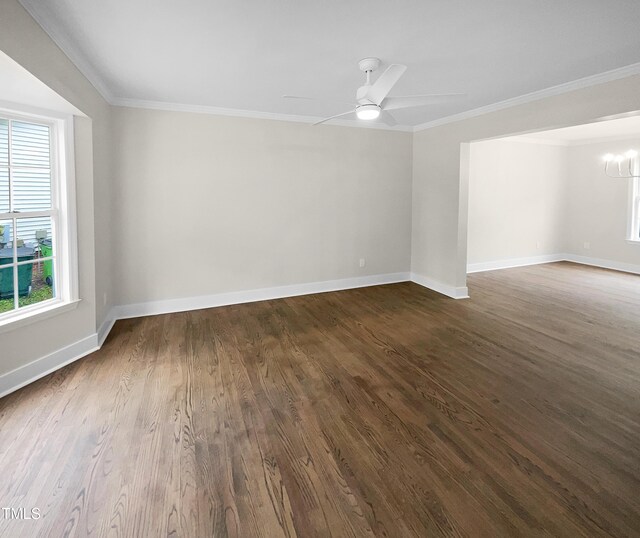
[356,104,381,120]
[283,56,466,127]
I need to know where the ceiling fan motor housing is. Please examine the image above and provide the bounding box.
[358,57,380,73]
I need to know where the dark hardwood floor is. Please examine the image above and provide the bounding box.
[0,262,639,537]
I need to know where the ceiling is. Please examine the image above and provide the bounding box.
[17,0,640,128]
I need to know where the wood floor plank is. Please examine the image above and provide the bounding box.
[0,261,638,537]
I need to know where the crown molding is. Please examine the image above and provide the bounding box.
[120,61,639,133]
[17,0,409,132]
[18,0,114,103]
[18,0,640,133]
[111,98,414,132]
[413,62,640,132]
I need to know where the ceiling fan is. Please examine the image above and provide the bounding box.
[284,57,466,126]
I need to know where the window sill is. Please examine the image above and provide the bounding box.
[0,299,81,335]
[625,239,640,245]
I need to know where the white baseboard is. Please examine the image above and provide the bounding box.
[115,272,411,319]
[0,334,98,399]
[467,254,565,273]
[3,256,636,400]
[97,308,117,347]
[468,253,640,276]
[563,253,640,275]
[410,272,469,299]
[1,273,411,399]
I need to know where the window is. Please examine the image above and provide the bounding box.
[0,108,77,327]
[630,172,640,243]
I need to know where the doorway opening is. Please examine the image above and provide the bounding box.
[465,116,640,278]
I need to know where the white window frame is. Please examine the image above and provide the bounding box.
[0,104,79,332]
[628,157,640,244]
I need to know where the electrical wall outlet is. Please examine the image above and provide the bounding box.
[583,241,591,250]
[359,258,366,268]
[103,292,107,306]
[536,240,541,249]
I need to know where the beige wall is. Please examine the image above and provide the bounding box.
[412,75,640,290]
[466,135,640,271]
[0,0,112,376]
[467,139,568,265]
[566,137,640,266]
[111,107,412,305]
[467,136,640,271]
[93,109,114,326]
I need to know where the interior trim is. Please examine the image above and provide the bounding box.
[3,256,637,399]
[112,99,414,132]
[18,0,115,102]
[564,253,640,275]
[0,333,98,399]
[413,62,640,132]
[468,253,640,275]
[467,254,566,273]
[410,272,469,299]
[114,272,412,320]
[19,0,640,133]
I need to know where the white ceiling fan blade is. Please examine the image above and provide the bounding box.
[283,95,353,106]
[312,109,356,126]
[377,110,397,127]
[365,64,407,105]
[383,93,466,111]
